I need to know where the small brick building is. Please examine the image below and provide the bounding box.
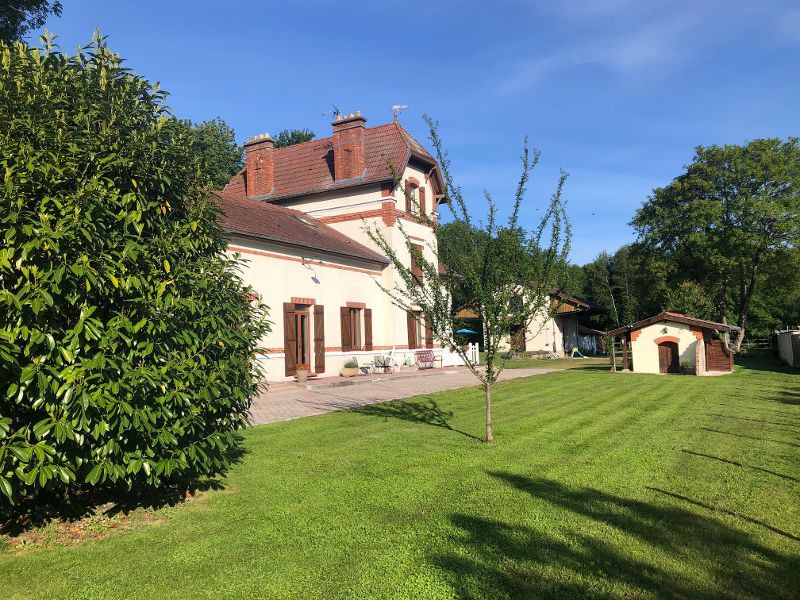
[609,312,739,375]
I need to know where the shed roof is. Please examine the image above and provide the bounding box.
[608,312,741,337]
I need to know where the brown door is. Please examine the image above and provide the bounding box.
[295,310,310,371]
[509,324,525,353]
[658,341,679,374]
[313,305,325,373]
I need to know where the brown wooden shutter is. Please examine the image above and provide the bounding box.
[314,305,325,373]
[419,187,426,215]
[425,314,434,349]
[340,307,352,352]
[364,309,373,351]
[283,302,297,376]
[407,311,417,349]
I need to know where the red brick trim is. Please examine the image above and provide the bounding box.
[382,201,397,226]
[228,246,383,276]
[381,182,394,197]
[291,297,316,305]
[630,329,641,341]
[346,301,366,309]
[406,176,421,187]
[244,291,260,302]
[318,209,383,224]
[689,326,703,340]
[654,335,680,345]
[260,344,411,356]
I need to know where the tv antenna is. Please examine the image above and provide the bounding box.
[322,104,342,120]
[392,104,408,122]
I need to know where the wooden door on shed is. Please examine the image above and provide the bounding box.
[658,341,679,374]
[706,340,732,371]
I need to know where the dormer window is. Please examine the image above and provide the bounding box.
[407,182,419,215]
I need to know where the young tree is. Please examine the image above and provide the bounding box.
[365,116,571,443]
[0,34,269,503]
[0,0,60,41]
[632,139,800,350]
[273,128,316,149]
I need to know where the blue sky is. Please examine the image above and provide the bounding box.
[28,0,800,264]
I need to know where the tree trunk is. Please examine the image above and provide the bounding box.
[485,382,494,444]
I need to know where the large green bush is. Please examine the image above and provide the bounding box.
[0,34,269,502]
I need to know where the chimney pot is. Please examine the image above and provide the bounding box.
[331,112,367,181]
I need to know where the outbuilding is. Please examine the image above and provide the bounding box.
[608,312,740,375]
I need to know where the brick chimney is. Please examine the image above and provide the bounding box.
[244,133,274,197]
[331,112,366,181]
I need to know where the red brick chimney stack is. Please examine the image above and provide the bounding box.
[244,133,275,197]
[331,112,366,181]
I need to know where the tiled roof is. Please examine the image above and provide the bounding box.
[607,312,741,336]
[223,122,438,202]
[213,191,389,266]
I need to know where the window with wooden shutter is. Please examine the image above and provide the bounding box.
[340,306,352,352]
[407,311,418,349]
[411,244,423,286]
[364,309,373,351]
[283,302,298,376]
[314,305,325,373]
[419,187,426,215]
[425,314,434,349]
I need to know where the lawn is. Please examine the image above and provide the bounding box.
[1,351,798,599]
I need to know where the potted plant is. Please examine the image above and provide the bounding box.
[340,357,360,378]
[679,360,694,375]
[295,368,309,384]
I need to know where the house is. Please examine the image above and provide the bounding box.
[457,292,605,357]
[577,324,605,355]
[519,293,606,357]
[608,312,740,375]
[213,113,446,381]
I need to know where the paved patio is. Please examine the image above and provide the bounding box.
[249,366,561,425]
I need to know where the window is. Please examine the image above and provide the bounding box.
[407,183,418,214]
[411,244,424,286]
[350,308,362,349]
[341,305,372,352]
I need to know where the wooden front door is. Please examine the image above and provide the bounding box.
[658,341,679,374]
[295,310,311,371]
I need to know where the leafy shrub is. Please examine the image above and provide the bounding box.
[343,358,359,369]
[0,34,269,502]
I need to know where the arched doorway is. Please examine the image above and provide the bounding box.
[658,341,679,374]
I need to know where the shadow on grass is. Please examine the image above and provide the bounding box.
[681,448,799,483]
[432,472,799,599]
[0,437,247,538]
[735,349,800,375]
[700,427,800,449]
[353,399,482,441]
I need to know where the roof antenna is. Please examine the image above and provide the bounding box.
[392,104,408,123]
[322,104,342,119]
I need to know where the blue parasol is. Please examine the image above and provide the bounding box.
[455,328,478,335]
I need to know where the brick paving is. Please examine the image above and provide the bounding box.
[249,366,561,425]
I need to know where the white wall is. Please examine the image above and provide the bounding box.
[229,235,405,382]
[630,321,701,374]
[777,331,799,367]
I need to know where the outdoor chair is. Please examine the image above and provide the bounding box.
[373,347,396,373]
[415,349,441,370]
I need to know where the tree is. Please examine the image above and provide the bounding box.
[0,0,60,41]
[365,116,571,443]
[273,128,315,149]
[0,34,269,503]
[184,118,244,189]
[632,139,800,350]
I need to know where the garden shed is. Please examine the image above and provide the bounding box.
[608,312,740,375]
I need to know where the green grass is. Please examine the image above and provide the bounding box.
[1,351,798,599]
